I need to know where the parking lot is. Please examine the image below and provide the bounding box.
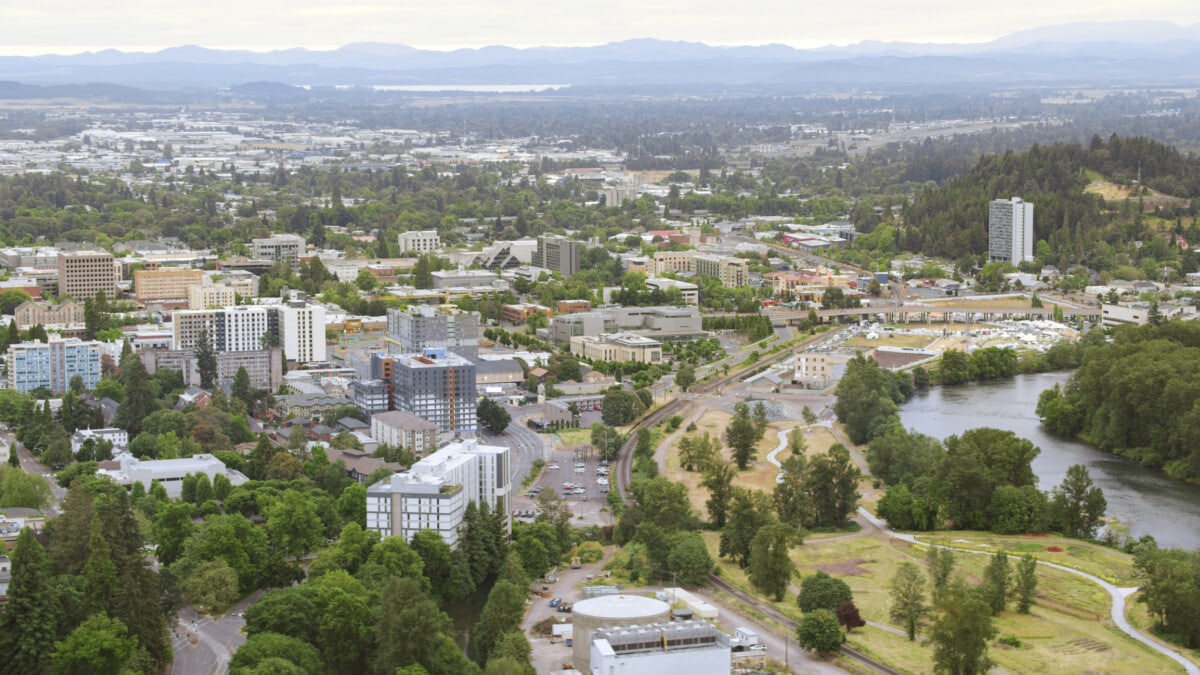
[514,447,613,527]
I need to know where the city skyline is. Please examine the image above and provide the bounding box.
[2,2,1199,55]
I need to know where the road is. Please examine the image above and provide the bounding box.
[13,438,67,515]
[168,595,259,675]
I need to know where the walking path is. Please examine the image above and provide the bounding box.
[770,424,1199,673]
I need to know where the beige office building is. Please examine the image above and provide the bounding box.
[695,254,748,287]
[58,251,119,299]
[651,250,698,275]
[134,268,204,303]
[187,283,237,309]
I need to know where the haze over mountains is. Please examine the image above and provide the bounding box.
[1,20,1199,92]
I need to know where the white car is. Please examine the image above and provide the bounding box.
[597,478,609,486]
[547,464,560,470]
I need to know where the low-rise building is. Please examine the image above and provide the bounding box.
[13,300,85,331]
[793,352,852,389]
[590,621,731,675]
[370,410,439,457]
[556,299,592,314]
[694,254,748,287]
[644,277,699,305]
[365,439,510,547]
[397,230,441,254]
[276,393,354,418]
[501,303,553,325]
[96,452,249,498]
[570,332,663,364]
[70,427,129,454]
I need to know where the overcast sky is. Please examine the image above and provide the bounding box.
[3,1,1199,55]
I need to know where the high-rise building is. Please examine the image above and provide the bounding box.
[171,303,325,364]
[251,234,306,263]
[397,230,441,254]
[57,251,119,299]
[278,301,327,363]
[386,305,480,358]
[988,197,1035,263]
[133,268,204,304]
[365,439,510,546]
[532,234,583,277]
[7,336,102,393]
[376,349,477,435]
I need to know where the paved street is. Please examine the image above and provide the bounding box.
[11,437,67,515]
[168,595,258,675]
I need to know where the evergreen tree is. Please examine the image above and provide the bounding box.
[1015,554,1039,614]
[725,402,758,469]
[84,515,118,615]
[194,329,218,390]
[231,366,254,409]
[0,528,58,674]
[115,351,158,436]
[747,523,795,601]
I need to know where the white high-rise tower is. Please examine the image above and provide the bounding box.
[988,197,1035,263]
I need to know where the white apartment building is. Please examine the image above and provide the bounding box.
[173,306,274,352]
[278,301,327,363]
[7,336,102,393]
[988,197,1035,264]
[251,234,306,263]
[365,439,511,547]
[397,230,441,254]
[71,427,130,454]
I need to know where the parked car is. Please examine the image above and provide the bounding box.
[547,464,560,470]
[557,604,572,613]
[549,597,561,607]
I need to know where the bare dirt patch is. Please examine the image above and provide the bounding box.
[817,558,871,575]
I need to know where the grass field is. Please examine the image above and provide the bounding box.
[844,333,937,349]
[915,532,1139,586]
[662,417,838,514]
[703,529,1184,674]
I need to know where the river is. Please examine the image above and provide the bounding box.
[899,371,1200,550]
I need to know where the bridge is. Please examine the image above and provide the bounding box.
[768,303,1101,326]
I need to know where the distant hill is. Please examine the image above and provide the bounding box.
[1,22,1200,90]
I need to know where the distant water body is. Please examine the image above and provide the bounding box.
[898,371,1200,550]
[301,84,569,92]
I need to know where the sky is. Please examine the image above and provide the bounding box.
[2,0,1199,55]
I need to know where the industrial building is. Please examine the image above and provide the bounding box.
[571,594,671,674]
[590,621,732,675]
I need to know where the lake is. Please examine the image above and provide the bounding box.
[899,371,1200,550]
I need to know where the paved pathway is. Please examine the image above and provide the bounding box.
[857,507,1200,675]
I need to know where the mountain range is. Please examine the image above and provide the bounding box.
[2,21,1199,92]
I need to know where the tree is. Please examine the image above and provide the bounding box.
[115,352,159,436]
[232,366,254,409]
[747,523,795,601]
[355,268,378,292]
[934,427,1040,531]
[678,432,720,472]
[0,288,31,314]
[84,516,118,615]
[926,547,956,603]
[890,561,930,640]
[725,402,758,469]
[796,609,844,655]
[413,254,435,289]
[601,388,645,426]
[700,460,736,528]
[667,531,713,586]
[0,528,57,674]
[752,401,770,439]
[50,613,137,675]
[374,577,457,673]
[983,551,1011,615]
[929,579,997,675]
[837,601,866,632]
[803,445,862,528]
[802,405,818,426]
[1015,554,1039,614]
[719,488,774,567]
[0,466,53,509]
[798,571,853,613]
[267,489,323,560]
[675,365,695,392]
[179,558,240,612]
[320,592,371,675]
[1050,464,1107,538]
[231,632,322,675]
[477,398,512,434]
[472,580,526,664]
[834,354,902,445]
[194,328,218,390]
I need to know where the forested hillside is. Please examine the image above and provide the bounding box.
[901,135,1200,261]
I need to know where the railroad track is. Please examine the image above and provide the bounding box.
[708,574,902,675]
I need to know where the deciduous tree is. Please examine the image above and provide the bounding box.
[890,561,929,640]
